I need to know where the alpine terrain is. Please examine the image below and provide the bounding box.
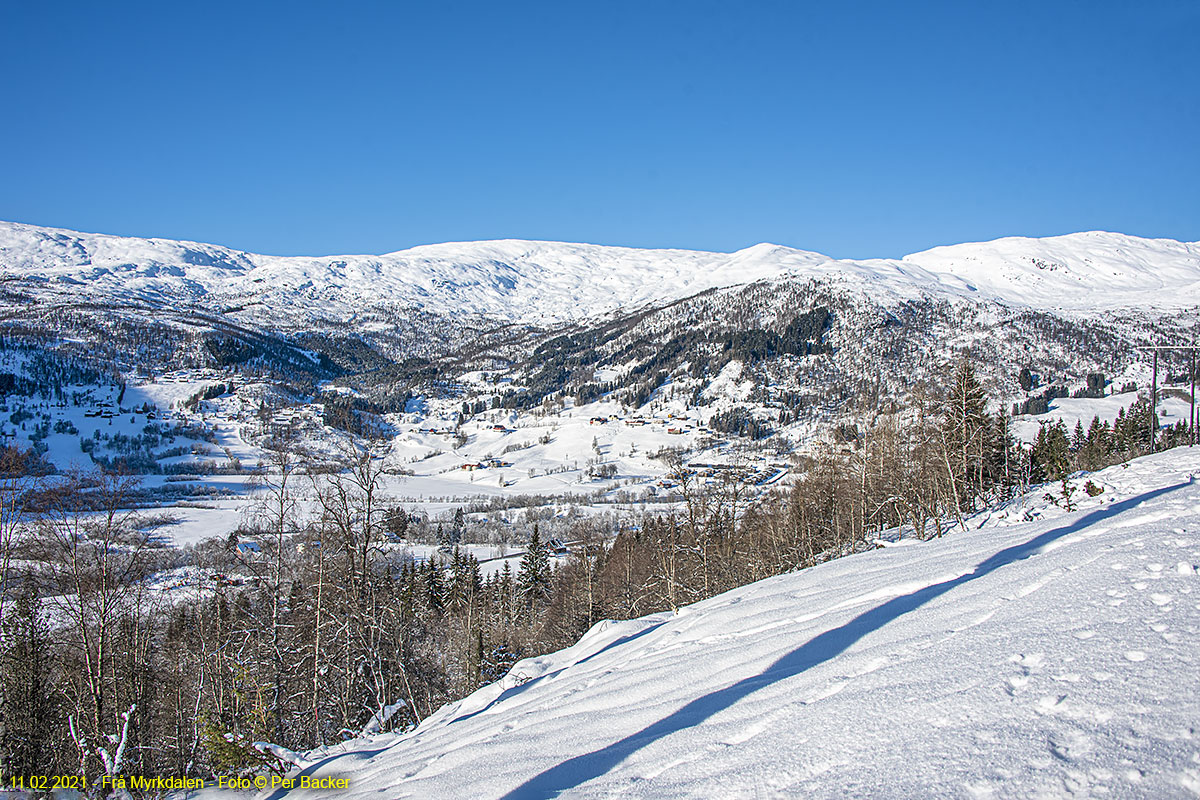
[0,219,1197,798]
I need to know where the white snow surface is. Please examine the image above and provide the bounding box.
[4,222,1199,324]
[235,449,1200,799]
[904,231,1200,312]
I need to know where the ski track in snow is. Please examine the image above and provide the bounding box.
[195,449,1200,800]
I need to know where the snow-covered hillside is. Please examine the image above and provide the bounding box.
[0,222,827,325]
[249,450,1200,799]
[903,231,1200,313]
[3,221,1199,326]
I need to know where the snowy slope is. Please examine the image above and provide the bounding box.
[247,449,1200,799]
[902,231,1200,313]
[3,221,1199,326]
[0,222,827,325]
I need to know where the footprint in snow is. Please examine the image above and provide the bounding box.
[1006,674,1030,694]
[1124,651,1147,662]
[1005,653,1044,694]
[1010,652,1045,669]
[1049,727,1093,761]
[1037,694,1068,714]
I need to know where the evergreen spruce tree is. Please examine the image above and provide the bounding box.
[423,557,446,613]
[1032,420,1071,481]
[941,358,989,508]
[516,525,552,614]
[451,507,465,546]
[1081,415,1110,470]
[448,548,482,612]
[983,411,1018,493]
[497,561,516,625]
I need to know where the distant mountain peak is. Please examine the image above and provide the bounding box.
[1,220,1197,325]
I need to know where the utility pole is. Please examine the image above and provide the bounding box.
[1151,349,1158,453]
[1136,344,1200,452]
[1191,346,1196,447]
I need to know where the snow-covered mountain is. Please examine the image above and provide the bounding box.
[0,222,827,325]
[901,231,1200,313]
[230,449,1200,799]
[2,221,1198,327]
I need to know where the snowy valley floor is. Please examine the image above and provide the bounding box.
[232,449,1200,799]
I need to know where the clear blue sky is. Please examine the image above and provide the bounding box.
[2,1,1196,258]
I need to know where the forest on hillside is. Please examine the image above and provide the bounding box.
[0,359,1184,791]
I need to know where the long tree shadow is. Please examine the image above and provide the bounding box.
[451,619,671,725]
[499,479,1190,799]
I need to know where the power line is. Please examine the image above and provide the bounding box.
[1134,345,1199,451]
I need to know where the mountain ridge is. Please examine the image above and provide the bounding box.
[2,221,1199,328]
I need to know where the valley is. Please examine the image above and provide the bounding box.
[0,220,1197,793]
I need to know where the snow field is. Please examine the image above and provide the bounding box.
[1012,387,1194,445]
[240,448,1200,799]
[5,222,1200,329]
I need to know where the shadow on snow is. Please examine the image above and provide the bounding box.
[450,619,672,726]
[498,479,1191,799]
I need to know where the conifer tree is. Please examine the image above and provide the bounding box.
[983,411,1018,494]
[1032,420,1071,481]
[496,561,516,625]
[1071,420,1085,451]
[423,557,446,613]
[516,525,552,613]
[1018,366,1034,392]
[941,359,988,508]
[448,548,482,612]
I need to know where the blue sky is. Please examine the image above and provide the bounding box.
[1,1,1196,258]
